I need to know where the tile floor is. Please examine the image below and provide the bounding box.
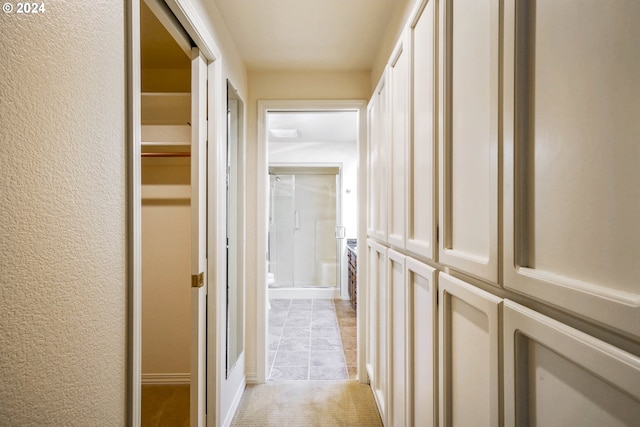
[268,298,357,381]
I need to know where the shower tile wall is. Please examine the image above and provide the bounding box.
[268,299,357,381]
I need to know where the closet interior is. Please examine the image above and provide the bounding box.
[140,0,192,423]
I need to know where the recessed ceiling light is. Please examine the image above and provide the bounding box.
[270,129,298,138]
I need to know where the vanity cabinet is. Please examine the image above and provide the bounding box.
[347,243,358,310]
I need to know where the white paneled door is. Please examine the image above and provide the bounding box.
[407,257,437,427]
[388,35,408,249]
[502,0,640,339]
[190,47,207,427]
[503,300,640,426]
[367,239,389,424]
[388,250,407,427]
[407,0,437,261]
[438,273,501,427]
[439,0,500,282]
[368,73,389,243]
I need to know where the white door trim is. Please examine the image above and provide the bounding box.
[190,47,208,427]
[126,1,142,424]
[255,100,368,384]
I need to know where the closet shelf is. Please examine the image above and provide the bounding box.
[142,152,190,158]
[142,184,190,200]
[142,125,191,146]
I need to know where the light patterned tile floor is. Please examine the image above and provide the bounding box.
[267,298,357,381]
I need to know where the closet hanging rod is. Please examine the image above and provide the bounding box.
[141,152,191,158]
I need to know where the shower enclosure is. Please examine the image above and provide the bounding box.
[268,167,341,289]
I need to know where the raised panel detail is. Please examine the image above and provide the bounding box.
[388,250,407,427]
[439,0,499,282]
[502,0,640,338]
[388,36,408,248]
[366,99,376,237]
[407,0,436,260]
[503,300,640,426]
[368,73,389,242]
[439,273,501,427]
[367,239,389,423]
[407,257,437,427]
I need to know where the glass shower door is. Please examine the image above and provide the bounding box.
[269,170,338,288]
[269,174,295,287]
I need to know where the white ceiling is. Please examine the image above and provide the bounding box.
[213,0,401,71]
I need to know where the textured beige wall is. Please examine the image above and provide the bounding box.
[0,2,127,425]
[244,70,370,377]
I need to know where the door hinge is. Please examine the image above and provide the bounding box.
[191,272,205,288]
[436,225,440,243]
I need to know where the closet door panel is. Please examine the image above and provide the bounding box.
[367,98,376,237]
[388,250,407,426]
[407,0,437,260]
[503,0,640,338]
[503,300,640,427]
[369,72,389,242]
[367,239,389,424]
[377,76,389,243]
[407,257,437,427]
[388,36,409,248]
[439,0,499,282]
[365,240,377,382]
[439,273,501,427]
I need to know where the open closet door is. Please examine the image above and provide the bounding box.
[191,47,207,427]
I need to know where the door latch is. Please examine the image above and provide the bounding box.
[191,272,204,288]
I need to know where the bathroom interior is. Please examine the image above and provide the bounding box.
[265,110,360,381]
[266,110,359,298]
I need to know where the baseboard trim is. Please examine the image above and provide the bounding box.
[141,373,190,385]
[245,372,259,384]
[223,377,247,427]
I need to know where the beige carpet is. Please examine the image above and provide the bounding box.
[230,381,383,427]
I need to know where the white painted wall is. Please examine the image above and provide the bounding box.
[0,2,126,425]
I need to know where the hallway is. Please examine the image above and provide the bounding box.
[230,381,382,427]
[2,1,640,426]
[230,299,373,426]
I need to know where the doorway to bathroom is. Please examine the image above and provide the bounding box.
[268,166,342,297]
[256,101,367,384]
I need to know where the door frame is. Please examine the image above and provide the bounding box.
[127,0,231,425]
[255,100,368,384]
